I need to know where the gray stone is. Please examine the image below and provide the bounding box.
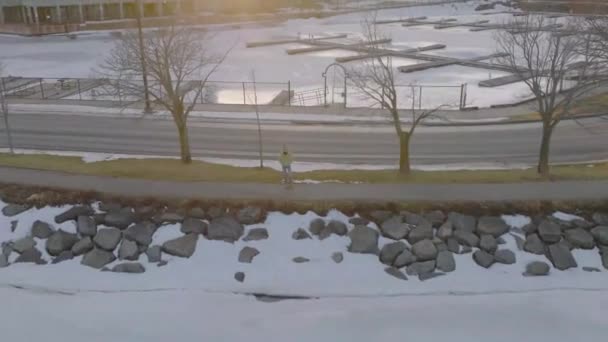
[436,250,455,272]
[525,261,550,276]
[31,220,53,239]
[55,206,94,224]
[15,248,45,264]
[379,241,407,265]
[590,226,608,245]
[1,242,11,258]
[369,210,393,224]
[538,220,563,243]
[479,234,498,254]
[347,226,379,254]
[71,237,94,256]
[154,212,184,225]
[292,228,312,240]
[2,203,30,217]
[158,260,169,267]
[494,249,516,264]
[46,230,79,256]
[162,234,199,258]
[98,202,122,213]
[12,237,36,254]
[146,245,162,263]
[393,249,416,267]
[411,239,438,261]
[496,236,506,245]
[93,213,106,225]
[461,245,473,254]
[446,238,460,254]
[234,271,245,282]
[524,234,546,255]
[0,254,9,268]
[188,207,206,220]
[238,246,260,263]
[243,228,269,241]
[436,221,453,240]
[112,262,145,274]
[384,267,408,281]
[473,250,494,268]
[592,212,608,225]
[380,216,410,240]
[180,218,207,235]
[206,207,224,220]
[477,216,509,237]
[118,239,139,260]
[104,211,135,230]
[10,220,17,232]
[448,212,476,232]
[572,219,595,230]
[81,248,116,269]
[309,218,325,235]
[94,228,122,251]
[582,266,601,272]
[208,216,244,242]
[424,210,446,228]
[76,215,97,237]
[293,256,310,263]
[331,252,343,263]
[565,228,595,249]
[453,230,479,247]
[124,221,156,246]
[602,248,608,270]
[406,260,436,276]
[349,217,369,226]
[510,233,525,251]
[547,243,577,270]
[522,223,537,235]
[435,242,448,252]
[419,272,446,281]
[237,206,263,225]
[51,251,73,264]
[327,220,348,236]
[407,226,434,244]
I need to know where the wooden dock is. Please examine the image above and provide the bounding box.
[335,43,446,63]
[286,38,392,55]
[246,34,348,48]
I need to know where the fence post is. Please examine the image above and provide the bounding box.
[242,82,246,104]
[39,79,45,99]
[287,81,291,106]
[77,79,82,100]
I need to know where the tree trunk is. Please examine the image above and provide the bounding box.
[399,132,411,174]
[177,122,192,164]
[537,122,553,177]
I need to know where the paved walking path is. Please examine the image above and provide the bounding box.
[1,166,607,202]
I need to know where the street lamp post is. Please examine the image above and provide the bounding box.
[136,0,152,113]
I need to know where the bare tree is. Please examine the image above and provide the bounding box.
[495,15,605,177]
[100,26,231,163]
[349,16,445,174]
[0,62,14,154]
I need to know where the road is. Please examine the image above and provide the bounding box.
[0,112,607,166]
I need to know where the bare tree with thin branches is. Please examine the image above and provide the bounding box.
[349,15,446,174]
[100,26,231,163]
[495,15,606,177]
[0,62,14,154]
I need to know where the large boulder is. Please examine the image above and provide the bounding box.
[77,216,97,237]
[525,261,550,276]
[104,211,135,230]
[112,262,145,274]
[494,249,516,264]
[537,220,562,243]
[393,249,416,267]
[523,233,546,255]
[31,220,53,239]
[81,248,116,269]
[477,216,509,237]
[407,226,434,244]
[162,234,199,257]
[12,237,36,254]
[564,228,595,249]
[46,230,79,256]
[94,228,122,251]
[347,226,379,254]
[406,260,436,276]
[292,228,311,240]
[436,250,455,272]
[71,237,94,256]
[453,230,479,247]
[384,267,408,281]
[436,221,453,240]
[15,248,45,264]
[118,239,139,260]
[243,228,269,241]
[379,241,407,265]
[479,234,498,254]
[424,210,446,228]
[411,239,438,261]
[146,245,162,263]
[237,207,263,225]
[327,220,348,236]
[238,246,260,263]
[180,218,207,235]
[380,216,410,240]
[590,226,608,245]
[308,218,325,235]
[208,216,244,242]
[547,243,577,270]
[55,206,94,224]
[473,250,494,268]
[448,212,476,232]
[124,221,156,246]
[592,212,608,225]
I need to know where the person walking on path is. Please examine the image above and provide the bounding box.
[279,145,294,185]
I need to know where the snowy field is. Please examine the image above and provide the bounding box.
[0,1,544,108]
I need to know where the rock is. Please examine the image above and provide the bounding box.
[522,223,537,235]
[479,234,498,254]
[162,234,198,258]
[51,251,73,264]
[206,207,225,220]
[393,249,416,267]
[118,239,139,260]
[436,250,455,272]
[243,228,269,241]
[380,216,410,240]
[590,226,608,245]
[146,245,162,263]
[510,233,525,251]
[293,256,310,263]
[46,230,79,256]
[154,212,184,225]
[477,216,509,237]
[234,272,245,282]
[292,228,312,240]
[419,272,446,281]
[347,226,379,254]
[76,215,97,236]
[327,220,348,236]
[538,220,563,243]
[496,236,506,245]
[238,246,260,263]
[582,266,601,272]
[124,221,156,246]
[406,260,436,276]
[237,206,263,225]
[331,252,343,263]
[98,202,122,213]
[12,237,36,254]
[81,248,116,269]
[71,237,94,256]
[188,207,206,220]
[379,241,407,265]
[158,260,168,267]
[2,203,30,217]
[384,267,408,281]
[31,220,53,239]
[592,212,608,225]
[453,230,479,247]
[572,219,594,230]
[369,210,392,224]
[15,248,45,264]
[318,227,333,240]
[411,239,438,261]
[524,261,550,276]
[1,242,11,258]
[448,212,476,232]
[308,218,325,235]
[435,242,447,252]
[112,262,145,274]
[602,249,608,270]
[564,228,595,249]
[0,254,9,268]
[55,206,93,223]
[424,210,446,228]
[473,250,494,268]
[436,221,453,240]
[461,245,473,254]
[446,238,460,254]
[104,211,135,230]
[348,217,369,226]
[494,249,516,264]
[547,243,577,270]
[94,228,122,251]
[523,234,546,255]
[180,218,207,235]
[93,213,106,225]
[407,226,433,244]
[208,216,244,242]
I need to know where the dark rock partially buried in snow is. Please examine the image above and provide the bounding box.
[523,234,545,255]
[537,220,562,244]
[384,267,408,281]
[331,252,344,263]
[243,228,269,241]
[77,215,97,237]
[292,256,310,263]
[347,226,379,254]
[237,206,263,225]
[93,228,122,251]
[564,228,595,249]
[582,266,601,272]
[448,212,476,232]
[379,241,407,265]
[436,250,456,272]
[380,216,410,240]
[546,243,577,270]
[524,261,550,276]
[411,239,438,261]
[419,272,446,281]
[393,249,416,268]
[479,234,498,254]
[81,248,116,269]
[12,237,36,254]
[238,246,260,263]
[146,245,162,263]
[308,218,325,236]
[31,220,54,239]
[406,260,436,276]
[124,221,156,246]
[477,216,509,237]
[292,228,311,240]
[2,203,30,217]
[46,230,79,256]
[118,239,139,260]
[494,249,516,264]
[473,250,494,268]
[407,226,434,245]
[71,237,94,256]
[234,271,245,282]
[180,218,207,235]
[453,230,479,247]
[112,262,145,274]
[52,251,74,264]
[104,211,135,230]
[15,248,45,264]
[0,254,9,268]
[55,206,94,224]
[327,220,348,236]
[162,234,199,258]
[207,216,244,242]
